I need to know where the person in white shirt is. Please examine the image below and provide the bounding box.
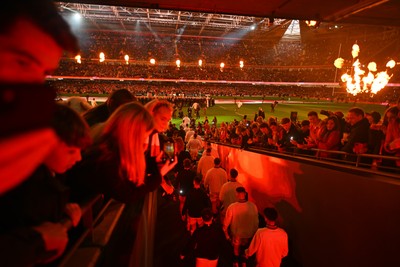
[204,158,227,215]
[185,126,195,142]
[197,148,215,179]
[245,208,288,267]
[186,133,203,161]
[224,187,258,267]
[219,168,243,223]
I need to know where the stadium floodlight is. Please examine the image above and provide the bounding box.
[73,12,82,21]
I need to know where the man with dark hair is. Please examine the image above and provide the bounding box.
[180,208,226,266]
[176,158,197,214]
[182,176,211,234]
[341,107,370,154]
[83,89,136,127]
[0,104,91,265]
[224,187,258,267]
[0,1,82,264]
[245,207,288,267]
[278,118,300,152]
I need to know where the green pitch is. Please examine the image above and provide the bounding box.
[171,102,388,126]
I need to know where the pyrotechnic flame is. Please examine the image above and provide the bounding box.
[367,62,377,72]
[334,44,396,96]
[334,58,344,69]
[351,44,360,58]
[75,55,81,64]
[386,59,396,68]
[124,54,129,64]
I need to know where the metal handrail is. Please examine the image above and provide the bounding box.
[57,194,111,267]
[211,140,400,175]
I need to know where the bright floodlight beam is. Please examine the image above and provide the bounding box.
[73,12,82,21]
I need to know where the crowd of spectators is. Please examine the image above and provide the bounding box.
[164,102,400,172]
[73,29,399,69]
[49,79,400,104]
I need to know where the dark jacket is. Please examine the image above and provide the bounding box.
[341,118,370,153]
[67,145,162,204]
[181,223,226,260]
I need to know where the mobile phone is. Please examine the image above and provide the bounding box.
[163,142,175,162]
[290,136,294,140]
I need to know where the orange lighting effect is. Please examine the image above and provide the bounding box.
[334,43,395,96]
[124,54,129,64]
[99,52,105,62]
[75,55,81,64]
[198,59,203,67]
[239,60,244,69]
[150,58,156,65]
[176,59,181,68]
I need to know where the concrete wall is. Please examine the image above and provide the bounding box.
[214,144,400,267]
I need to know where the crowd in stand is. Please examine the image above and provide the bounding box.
[162,100,400,172]
[50,80,399,104]
[72,30,399,69]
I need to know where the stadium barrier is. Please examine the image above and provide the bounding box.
[54,195,126,267]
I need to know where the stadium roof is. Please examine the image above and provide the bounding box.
[61,0,400,28]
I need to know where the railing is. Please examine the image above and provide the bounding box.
[46,195,126,267]
[212,141,400,176]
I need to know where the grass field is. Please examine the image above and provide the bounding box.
[170,102,388,125]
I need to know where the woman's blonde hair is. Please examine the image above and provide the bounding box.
[102,102,154,185]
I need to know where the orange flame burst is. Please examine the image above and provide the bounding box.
[335,44,395,96]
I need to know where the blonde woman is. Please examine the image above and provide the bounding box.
[67,101,172,204]
[68,101,177,266]
[132,99,178,267]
